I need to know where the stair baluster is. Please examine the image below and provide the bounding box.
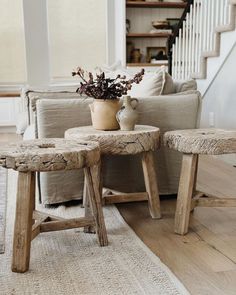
[168,0,235,80]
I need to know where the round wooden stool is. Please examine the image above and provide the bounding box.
[164,128,236,235]
[0,138,108,273]
[65,125,161,220]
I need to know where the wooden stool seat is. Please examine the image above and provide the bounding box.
[0,138,108,273]
[164,128,236,235]
[0,138,100,172]
[65,125,161,219]
[164,128,236,155]
[65,125,160,155]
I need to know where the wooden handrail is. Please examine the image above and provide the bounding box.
[167,0,194,75]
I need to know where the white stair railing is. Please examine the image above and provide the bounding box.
[172,0,236,80]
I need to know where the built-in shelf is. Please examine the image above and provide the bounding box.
[0,92,20,98]
[127,33,172,38]
[126,1,187,9]
[127,62,168,67]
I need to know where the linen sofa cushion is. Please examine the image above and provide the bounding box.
[36,98,92,204]
[175,79,197,93]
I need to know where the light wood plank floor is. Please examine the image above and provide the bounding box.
[118,156,236,295]
[1,133,236,294]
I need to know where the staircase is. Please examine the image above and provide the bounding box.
[169,0,236,94]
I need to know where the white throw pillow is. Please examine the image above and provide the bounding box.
[128,67,165,97]
[16,111,28,135]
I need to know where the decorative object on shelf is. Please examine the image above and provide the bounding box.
[116,96,139,131]
[126,41,134,63]
[131,48,142,63]
[152,20,169,30]
[126,19,131,33]
[72,67,144,130]
[147,46,168,63]
[167,18,180,31]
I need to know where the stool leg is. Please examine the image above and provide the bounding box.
[193,155,199,194]
[142,151,161,219]
[175,154,198,235]
[12,172,35,273]
[83,175,95,234]
[84,164,108,246]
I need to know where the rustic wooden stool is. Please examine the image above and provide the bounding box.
[65,125,161,220]
[164,128,236,235]
[0,139,108,273]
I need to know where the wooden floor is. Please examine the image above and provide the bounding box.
[118,156,236,295]
[1,133,236,294]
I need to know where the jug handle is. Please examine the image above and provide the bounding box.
[131,98,138,109]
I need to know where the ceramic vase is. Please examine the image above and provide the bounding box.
[89,99,121,130]
[116,96,139,131]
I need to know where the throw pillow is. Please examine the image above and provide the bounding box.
[162,72,175,95]
[179,79,197,92]
[16,111,28,135]
[128,68,165,97]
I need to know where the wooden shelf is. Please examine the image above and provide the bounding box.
[127,62,168,67]
[126,1,187,9]
[0,92,20,98]
[127,33,171,38]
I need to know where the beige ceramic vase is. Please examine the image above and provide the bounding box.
[116,96,139,131]
[89,99,121,130]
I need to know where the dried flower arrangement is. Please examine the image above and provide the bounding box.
[72,67,145,100]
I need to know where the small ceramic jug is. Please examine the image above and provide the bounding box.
[116,96,139,131]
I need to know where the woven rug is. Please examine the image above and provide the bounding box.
[0,167,7,253]
[0,170,189,295]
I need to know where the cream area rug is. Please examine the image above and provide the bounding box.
[0,171,189,295]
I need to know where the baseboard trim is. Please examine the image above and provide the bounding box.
[0,126,16,133]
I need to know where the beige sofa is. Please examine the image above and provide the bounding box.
[21,86,202,205]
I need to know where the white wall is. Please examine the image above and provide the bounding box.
[48,0,107,80]
[201,43,236,129]
[200,42,236,165]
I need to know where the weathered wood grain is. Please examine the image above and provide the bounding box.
[84,165,108,246]
[164,129,236,155]
[104,192,148,205]
[142,152,161,219]
[0,138,100,172]
[12,172,35,273]
[175,154,198,235]
[0,167,7,254]
[65,125,160,155]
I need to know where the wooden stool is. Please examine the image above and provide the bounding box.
[0,139,108,273]
[65,125,161,219]
[164,128,236,235]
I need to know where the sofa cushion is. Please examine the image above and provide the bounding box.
[36,98,92,204]
[128,68,165,97]
[175,79,197,93]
